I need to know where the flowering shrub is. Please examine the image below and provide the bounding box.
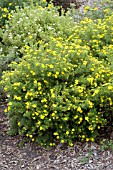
[73,0,113,23]
[0,3,75,70]
[0,0,48,28]
[73,12,113,63]
[1,1,113,147]
[2,11,113,146]
[0,0,25,28]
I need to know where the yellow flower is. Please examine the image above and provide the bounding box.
[32,104,37,108]
[36,82,40,86]
[38,86,41,90]
[41,64,45,68]
[87,77,94,85]
[29,35,33,39]
[63,117,68,121]
[108,85,113,90]
[85,117,89,121]
[60,125,62,129]
[78,117,83,124]
[92,7,98,11]
[22,86,26,91]
[77,107,83,113]
[86,138,89,142]
[72,128,75,132]
[29,135,33,138]
[83,61,87,65]
[61,139,64,143]
[13,82,21,86]
[90,68,94,71]
[41,98,47,103]
[4,109,7,113]
[32,138,35,142]
[9,3,12,6]
[47,72,52,76]
[18,122,21,126]
[53,132,59,136]
[79,117,83,121]
[108,97,112,106]
[39,6,43,10]
[87,101,93,108]
[51,93,55,98]
[8,106,10,111]
[92,89,99,96]
[35,112,39,116]
[30,70,35,75]
[40,115,45,119]
[61,72,64,74]
[4,8,8,13]
[69,143,73,147]
[34,79,37,85]
[51,112,55,117]
[26,102,30,109]
[88,126,93,131]
[75,80,79,85]
[90,138,94,142]
[74,115,78,119]
[50,143,53,146]
[2,14,6,18]
[66,131,69,135]
[82,135,85,139]
[56,136,59,139]
[37,121,41,125]
[14,95,21,100]
[4,87,7,91]
[49,64,54,68]
[84,6,90,13]
[40,126,43,130]
[56,43,62,48]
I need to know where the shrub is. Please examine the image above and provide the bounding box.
[0,1,75,102]
[0,0,26,28]
[72,12,113,62]
[73,0,113,23]
[0,0,48,28]
[0,3,75,70]
[2,11,113,146]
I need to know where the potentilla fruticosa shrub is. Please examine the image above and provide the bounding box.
[0,0,30,28]
[73,12,113,62]
[73,0,113,23]
[0,0,48,28]
[1,21,113,147]
[0,1,75,98]
[0,3,75,69]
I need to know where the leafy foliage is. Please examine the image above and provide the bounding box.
[0,3,75,72]
[2,11,113,147]
[1,0,113,147]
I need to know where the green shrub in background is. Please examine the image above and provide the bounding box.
[0,0,26,28]
[72,0,113,23]
[1,12,113,147]
[0,0,48,28]
[73,12,113,63]
[0,3,75,72]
